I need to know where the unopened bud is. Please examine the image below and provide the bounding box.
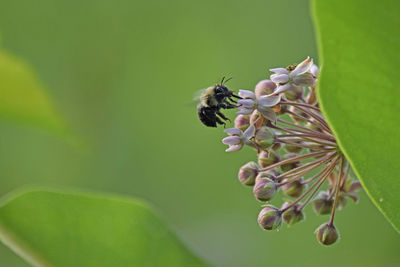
[255,80,276,98]
[253,178,278,202]
[282,203,305,226]
[250,110,265,128]
[315,223,339,246]
[306,90,317,105]
[306,121,323,133]
[271,143,281,151]
[281,178,306,198]
[234,115,250,131]
[255,171,277,182]
[255,126,275,150]
[238,162,258,186]
[284,85,303,101]
[312,191,333,215]
[257,205,282,230]
[280,153,299,172]
[258,150,280,168]
[284,142,303,153]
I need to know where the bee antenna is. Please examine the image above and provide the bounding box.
[224,77,233,84]
[220,76,225,85]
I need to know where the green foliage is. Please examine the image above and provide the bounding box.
[312,0,400,233]
[0,188,205,267]
[0,50,68,136]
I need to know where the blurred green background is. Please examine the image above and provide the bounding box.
[0,0,399,266]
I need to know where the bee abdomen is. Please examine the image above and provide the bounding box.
[198,105,217,127]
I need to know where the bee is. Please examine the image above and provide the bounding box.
[197,77,241,127]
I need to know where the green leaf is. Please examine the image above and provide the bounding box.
[312,0,400,232]
[0,188,206,267]
[0,50,68,136]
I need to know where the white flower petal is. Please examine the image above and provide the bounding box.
[224,128,242,136]
[270,73,289,84]
[242,124,256,140]
[310,64,319,78]
[293,72,315,86]
[291,57,313,77]
[236,108,253,115]
[222,136,241,145]
[225,144,243,152]
[274,83,296,94]
[258,107,277,123]
[238,99,256,108]
[269,68,288,74]
[257,94,281,108]
[238,90,256,99]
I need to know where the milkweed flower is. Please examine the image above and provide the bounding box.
[207,57,362,245]
[237,90,281,122]
[270,57,316,95]
[222,125,255,152]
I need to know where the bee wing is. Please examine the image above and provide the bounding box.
[192,88,205,102]
[186,88,206,107]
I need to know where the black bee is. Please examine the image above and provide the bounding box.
[197,77,241,127]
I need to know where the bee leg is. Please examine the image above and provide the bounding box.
[231,93,242,99]
[228,97,237,104]
[221,102,238,109]
[217,111,231,123]
[216,116,226,127]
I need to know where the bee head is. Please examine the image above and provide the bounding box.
[215,76,241,100]
[215,84,229,93]
[216,76,234,96]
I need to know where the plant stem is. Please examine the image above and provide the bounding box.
[281,156,339,212]
[277,133,336,143]
[281,100,321,112]
[277,153,336,184]
[277,119,323,134]
[329,157,345,226]
[340,161,350,189]
[276,139,335,150]
[260,151,327,172]
[277,136,336,146]
[291,105,331,133]
[285,110,331,134]
[272,125,335,142]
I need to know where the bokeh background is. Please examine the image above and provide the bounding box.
[0,0,399,266]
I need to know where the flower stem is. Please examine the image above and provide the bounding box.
[291,105,331,133]
[277,119,324,134]
[272,124,335,142]
[260,151,327,172]
[276,139,335,150]
[329,157,345,226]
[276,153,336,184]
[277,133,336,143]
[285,110,331,134]
[340,161,351,189]
[281,156,340,213]
[281,100,321,112]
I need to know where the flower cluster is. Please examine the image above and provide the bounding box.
[221,57,362,246]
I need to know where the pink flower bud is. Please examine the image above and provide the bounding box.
[255,80,276,98]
